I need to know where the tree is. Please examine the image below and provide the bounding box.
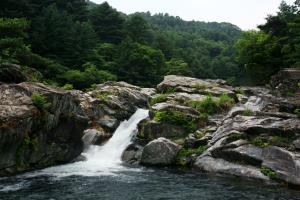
[89,2,125,43]
[125,14,153,44]
[117,41,165,86]
[30,5,97,67]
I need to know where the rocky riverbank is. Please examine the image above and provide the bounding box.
[1,64,300,188]
[123,73,300,188]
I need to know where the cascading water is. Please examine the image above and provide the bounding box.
[32,108,149,177]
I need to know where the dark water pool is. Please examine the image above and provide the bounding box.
[0,166,300,200]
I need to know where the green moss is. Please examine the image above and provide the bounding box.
[193,83,208,90]
[242,109,254,116]
[161,87,176,94]
[261,166,277,179]
[251,137,270,148]
[62,83,74,90]
[188,93,235,114]
[176,146,207,166]
[31,92,51,111]
[294,109,300,118]
[154,110,198,132]
[150,94,168,106]
[226,133,244,143]
[92,91,112,101]
[286,91,294,97]
[235,87,245,95]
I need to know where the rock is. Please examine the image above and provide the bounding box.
[138,119,187,141]
[121,143,143,165]
[141,138,180,166]
[0,82,88,176]
[270,68,300,96]
[293,139,300,150]
[209,115,300,145]
[212,144,263,167]
[194,156,268,181]
[0,63,27,83]
[157,75,235,97]
[262,146,300,186]
[82,128,110,148]
[69,81,151,134]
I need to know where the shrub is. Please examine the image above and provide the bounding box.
[189,95,219,114]
[261,166,277,179]
[242,109,253,116]
[218,93,235,110]
[92,91,112,101]
[62,83,73,90]
[31,92,51,110]
[154,110,198,132]
[150,94,168,106]
[176,145,207,166]
[188,94,235,114]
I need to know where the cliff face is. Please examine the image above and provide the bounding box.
[0,82,88,175]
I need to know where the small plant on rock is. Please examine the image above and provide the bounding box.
[218,93,235,110]
[62,83,74,90]
[150,94,168,106]
[242,109,253,116]
[154,110,198,132]
[260,166,277,179]
[31,92,51,111]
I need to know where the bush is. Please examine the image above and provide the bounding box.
[154,110,198,132]
[188,93,235,115]
[176,145,207,166]
[31,92,51,110]
[62,83,74,90]
[218,93,235,110]
[150,94,168,106]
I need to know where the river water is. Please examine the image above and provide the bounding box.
[0,109,300,200]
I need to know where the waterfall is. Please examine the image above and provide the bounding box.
[34,109,149,177]
[84,108,149,165]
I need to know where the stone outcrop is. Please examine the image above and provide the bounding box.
[0,82,88,175]
[140,138,180,166]
[69,81,151,136]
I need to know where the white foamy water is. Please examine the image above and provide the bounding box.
[25,109,149,178]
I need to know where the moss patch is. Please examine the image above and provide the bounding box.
[31,92,51,111]
[91,91,112,101]
[150,94,168,106]
[176,145,207,166]
[261,166,277,179]
[154,110,198,132]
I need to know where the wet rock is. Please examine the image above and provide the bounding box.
[262,146,300,186]
[194,156,268,181]
[121,143,143,165]
[0,82,88,176]
[138,119,187,141]
[141,138,180,166]
[82,128,110,148]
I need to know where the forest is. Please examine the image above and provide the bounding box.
[0,0,299,89]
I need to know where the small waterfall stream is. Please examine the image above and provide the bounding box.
[33,109,149,178]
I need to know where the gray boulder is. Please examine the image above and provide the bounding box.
[141,138,180,166]
[0,82,88,176]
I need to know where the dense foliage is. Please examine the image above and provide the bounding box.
[0,0,298,89]
[235,0,300,85]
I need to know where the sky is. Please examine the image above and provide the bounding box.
[90,0,295,30]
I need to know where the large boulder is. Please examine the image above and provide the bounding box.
[141,137,180,166]
[0,82,88,176]
[69,81,151,134]
[157,75,235,97]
